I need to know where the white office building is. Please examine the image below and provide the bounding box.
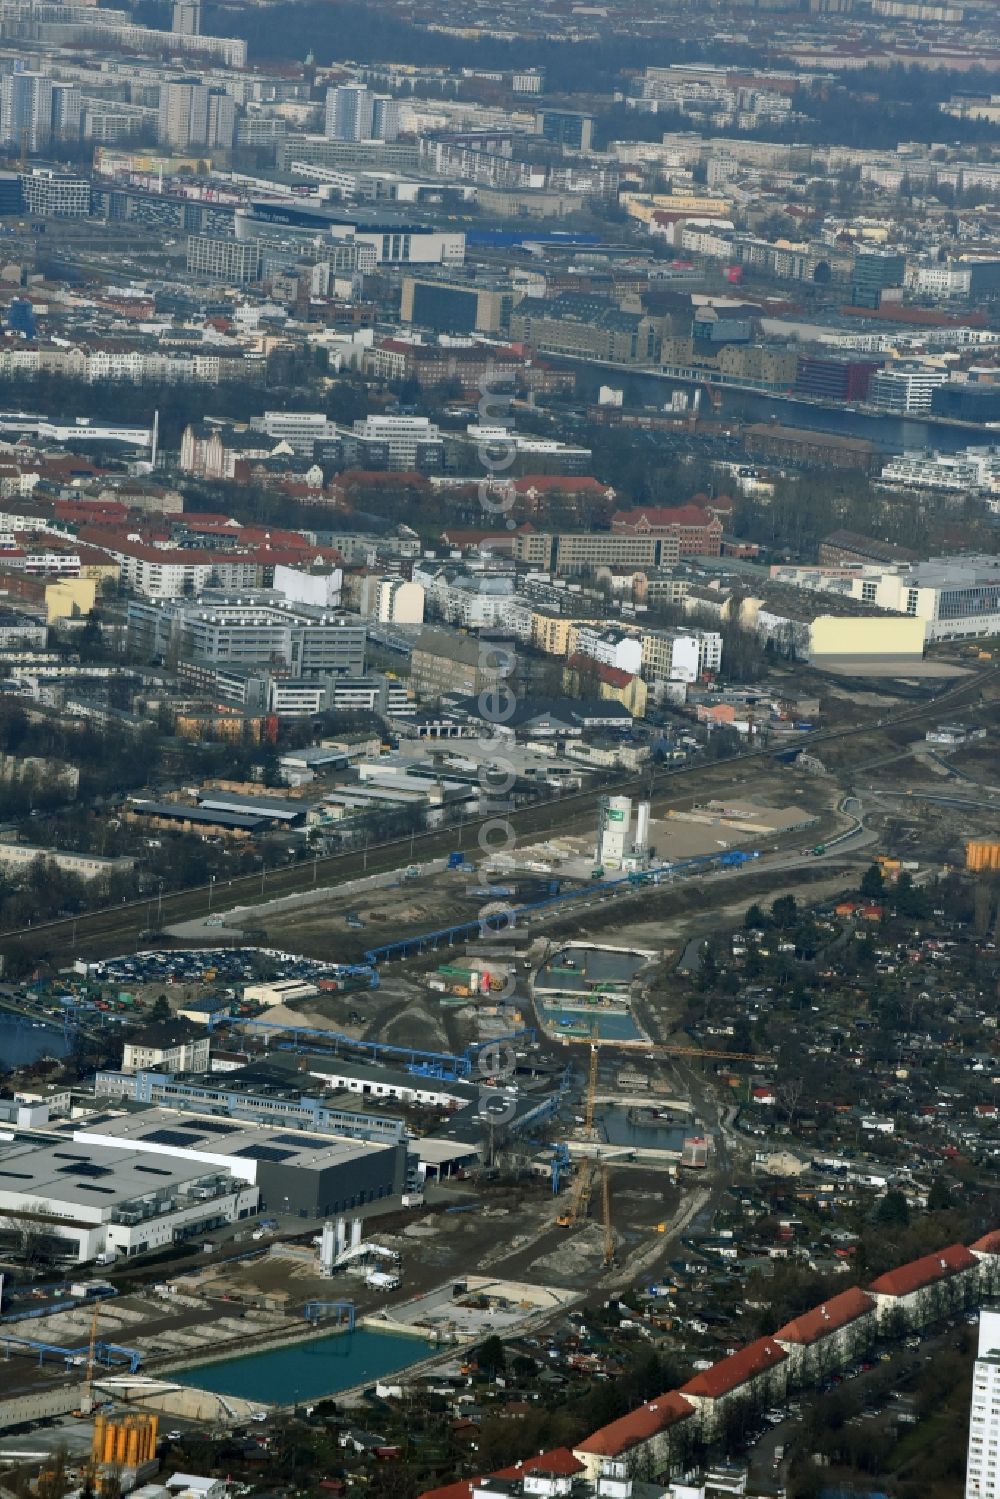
[352,413,442,468]
[850,554,1000,642]
[868,363,949,414]
[255,409,338,454]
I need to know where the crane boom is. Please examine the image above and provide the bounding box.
[583,1038,599,1136]
[601,1161,615,1268]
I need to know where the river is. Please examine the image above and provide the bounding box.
[0,1013,72,1070]
[572,365,989,455]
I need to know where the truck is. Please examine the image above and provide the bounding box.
[401,1191,424,1208]
[366,1270,401,1291]
[448,852,473,872]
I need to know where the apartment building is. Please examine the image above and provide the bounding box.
[122,1024,210,1074]
[567,624,643,676]
[127,593,367,675]
[158,80,235,150]
[552,532,679,574]
[967,1309,1000,1499]
[642,628,723,684]
[186,235,262,283]
[868,363,949,414]
[409,625,510,698]
[510,294,664,366]
[98,539,258,599]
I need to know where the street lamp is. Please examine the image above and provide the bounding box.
[208,875,216,914]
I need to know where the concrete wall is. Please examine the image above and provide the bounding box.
[809,614,925,659]
[0,1384,85,1431]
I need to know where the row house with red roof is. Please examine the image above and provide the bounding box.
[868,1243,981,1330]
[566,1233,999,1476]
[573,1396,698,1481]
[774,1285,877,1383]
[971,1230,1000,1297]
[677,1337,788,1442]
[422,1449,589,1499]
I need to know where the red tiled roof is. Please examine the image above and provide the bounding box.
[575,1393,695,1456]
[612,504,718,527]
[775,1287,875,1347]
[419,1449,585,1499]
[680,1337,787,1399]
[972,1231,1000,1254]
[513,475,610,493]
[868,1243,977,1297]
[565,654,637,689]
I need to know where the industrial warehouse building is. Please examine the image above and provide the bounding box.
[0,1137,259,1264]
[74,1107,418,1220]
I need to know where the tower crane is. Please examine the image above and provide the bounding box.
[601,1161,616,1268]
[80,1304,99,1417]
[583,1032,600,1138]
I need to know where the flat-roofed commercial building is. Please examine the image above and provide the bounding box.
[0,1136,259,1263]
[75,1105,417,1220]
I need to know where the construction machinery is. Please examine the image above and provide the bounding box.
[583,1033,600,1138]
[601,1161,616,1268]
[557,1158,595,1228]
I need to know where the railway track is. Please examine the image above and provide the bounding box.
[0,661,992,963]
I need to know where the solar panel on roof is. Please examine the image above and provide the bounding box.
[142,1128,204,1146]
[58,1162,112,1178]
[233,1144,294,1163]
[271,1133,324,1147]
[191,1120,240,1134]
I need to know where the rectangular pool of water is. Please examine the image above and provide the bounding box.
[173,1328,434,1403]
[538,1003,641,1042]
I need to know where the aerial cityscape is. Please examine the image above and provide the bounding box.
[0,0,998,1498]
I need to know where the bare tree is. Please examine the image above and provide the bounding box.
[775,1078,804,1132]
[0,1203,57,1272]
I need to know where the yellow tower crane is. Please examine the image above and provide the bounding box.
[583,1029,600,1138]
[81,1304,99,1416]
[601,1161,616,1268]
